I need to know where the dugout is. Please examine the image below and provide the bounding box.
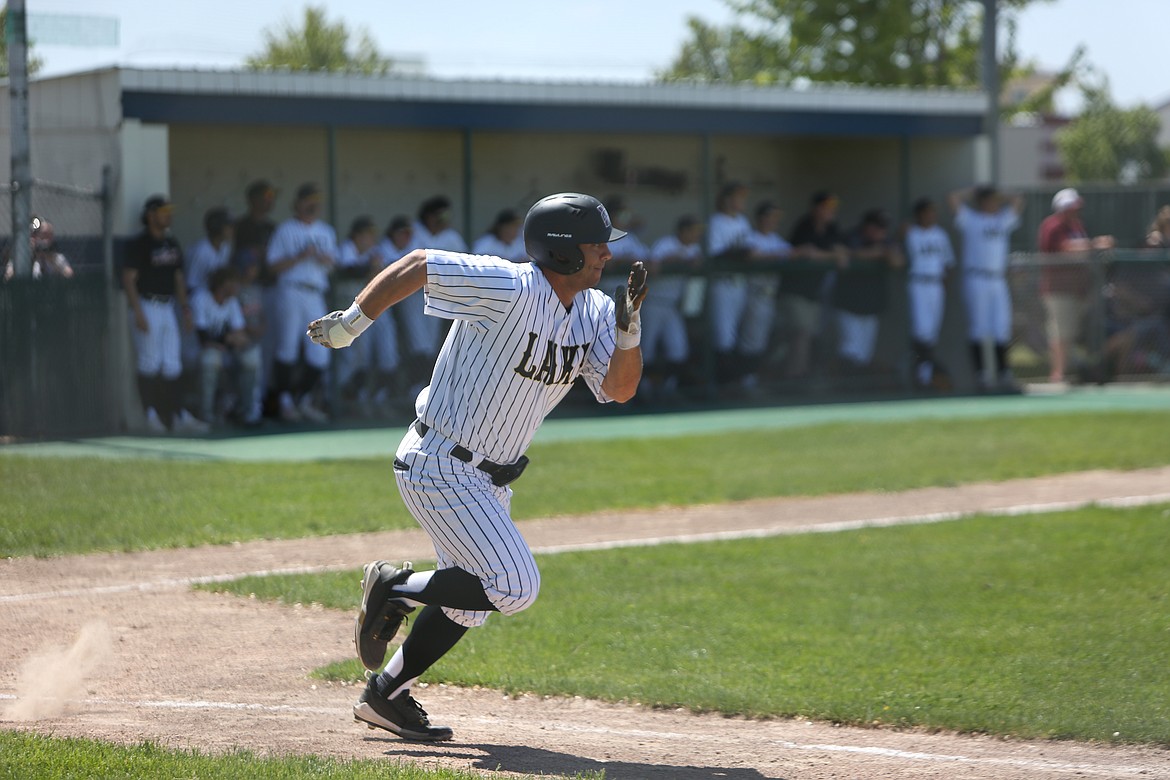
[0,68,991,435]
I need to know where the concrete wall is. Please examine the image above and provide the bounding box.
[163,125,980,249]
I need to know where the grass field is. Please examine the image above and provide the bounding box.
[0,731,588,780]
[208,503,1170,746]
[4,410,1170,558]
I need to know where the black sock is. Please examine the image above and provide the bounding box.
[378,605,468,695]
[158,378,182,427]
[397,567,498,612]
[296,365,323,399]
[969,341,984,375]
[137,374,157,413]
[995,343,1009,375]
[272,361,295,395]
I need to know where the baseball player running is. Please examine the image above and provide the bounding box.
[308,192,647,742]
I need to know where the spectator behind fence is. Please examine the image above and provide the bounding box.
[192,266,261,427]
[642,214,704,399]
[903,197,956,390]
[1144,205,1170,249]
[706,181,753,386]
[1037,188,1115,383]
[3,216,73,281]
[266,182,337,423]
[783,191,848,380]
[234,180,277,416]
[740,200,794,390]
[122,195,209,434]
[950,184,1024,391]
[472,208,527,263]
[831,208,904,375]
[186,207,234,297]
[336,215,400,417]
[600,196,651,303]
[398,196,466,398]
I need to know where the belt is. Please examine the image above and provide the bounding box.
[288,281,325,293]
[413,420,529,487]
[141,293,174,303]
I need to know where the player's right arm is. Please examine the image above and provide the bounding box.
[121,238,148,332]
[307,249,428,348]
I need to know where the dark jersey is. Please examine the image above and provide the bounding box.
[785,214,842,300]
[832,229,893,316]
[125,232,183,297]
[233,215,276,282]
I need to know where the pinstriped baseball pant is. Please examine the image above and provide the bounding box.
[393,424,541,628]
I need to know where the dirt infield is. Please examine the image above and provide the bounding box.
[3,467,1170,779]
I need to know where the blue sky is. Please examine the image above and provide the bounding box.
[29,0,1170,110]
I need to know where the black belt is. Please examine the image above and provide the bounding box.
[291,282,325,293]
[141,293,174,303]
[413,421,529,487]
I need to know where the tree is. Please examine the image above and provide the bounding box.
[657,0,1046,89]
[245,5,393,76]
[1057,81,1168,184]
[0,11,43,78]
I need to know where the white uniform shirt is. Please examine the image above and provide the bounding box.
[419,250,618,463]
[954,205,1019,275]
[186,238,231,293]
[707,212,752,257]
[648,235,702,304]
[904,224,955,279]
[191,287,245,340]
[337,239,380,276]
[414,222,468,253]
[608,232,649,263]
[268,218,338,291]
[745,230,793,258]
[471,233,528,263]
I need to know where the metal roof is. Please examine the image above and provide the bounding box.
[86,67,990,137]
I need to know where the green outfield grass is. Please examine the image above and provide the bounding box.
[0,731,589,780]
[207,504,1170,746]
[4,410,1170,558]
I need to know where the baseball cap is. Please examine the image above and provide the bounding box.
[1052,188,1083,212]
[295,182,322,202]
[387,215,412,234]
[143,194,172,213]
[811,190,839,208]
[493,208,520,227]
[246,179,276,201]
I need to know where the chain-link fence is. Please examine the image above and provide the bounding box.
[1013,185,1170,253]
[0,174,123,439]
[1008,249,1170,384]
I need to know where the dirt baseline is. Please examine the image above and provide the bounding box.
[3,467,1169,779]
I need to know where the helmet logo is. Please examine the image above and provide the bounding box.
[547,232,572,238]
[597,204,612,229]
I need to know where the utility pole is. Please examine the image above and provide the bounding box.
[7,0,31,277]
[981,0,999,185]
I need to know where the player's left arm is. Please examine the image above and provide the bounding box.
[600,261,648,403]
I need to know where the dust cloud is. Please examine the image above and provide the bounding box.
[4,620,113,721]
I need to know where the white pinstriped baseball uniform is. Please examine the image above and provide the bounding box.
[707,211,753,352]
[904,223,955,345]
[954,204,1019,342]
[393,249,620,628]
[269,217,338,369]
[643,233,696,364]
[397,224,467,356]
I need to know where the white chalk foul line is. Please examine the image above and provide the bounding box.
[0,693,1149,776]
[4,492,1170,605]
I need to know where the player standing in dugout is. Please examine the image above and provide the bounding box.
[308,192,647,741]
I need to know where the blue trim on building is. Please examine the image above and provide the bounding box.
[122,91,984,137]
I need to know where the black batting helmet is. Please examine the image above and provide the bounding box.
[523,192,626,274]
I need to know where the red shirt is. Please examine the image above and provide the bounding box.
[1037,214,1090,296]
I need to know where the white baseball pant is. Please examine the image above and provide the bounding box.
[276,284,331,369]
[131,298,182,379]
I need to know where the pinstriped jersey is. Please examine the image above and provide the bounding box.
[904,224,955,278]
[418,249,618,463]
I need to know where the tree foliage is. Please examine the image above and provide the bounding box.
[1057,82,1168,184]
[245,5,393,75]
[0,12,44,78]
[657,0,1046,88]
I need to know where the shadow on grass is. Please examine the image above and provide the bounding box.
[371,739,776,779]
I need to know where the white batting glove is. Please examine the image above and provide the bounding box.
[307,301,373,349]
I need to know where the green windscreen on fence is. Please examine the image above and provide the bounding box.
[0,274,119,439]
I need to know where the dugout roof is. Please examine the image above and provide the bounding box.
[113,68,986,138]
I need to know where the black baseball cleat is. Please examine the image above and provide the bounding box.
[355,560,416,671]
[353,675,454,742]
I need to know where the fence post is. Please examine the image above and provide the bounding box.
[101,164,137,433]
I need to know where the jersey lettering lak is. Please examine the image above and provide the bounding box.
[419,250,618,464]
